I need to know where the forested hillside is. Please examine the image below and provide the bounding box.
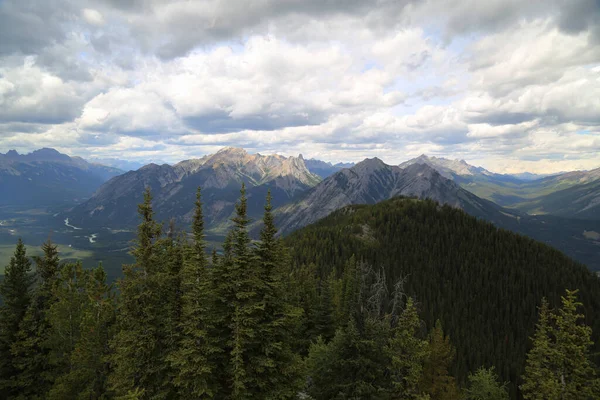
[1,190,599,399]
[285,197,600,397]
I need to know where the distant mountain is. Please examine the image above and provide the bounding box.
[514,177,600,220]
[399,155,600,207]
[509,172,559,181]
[276,158,516,235]
[0,148,123,206]
[399,154,496,179]
[88,158,154,172]
[304,158,355,178]
[67,147,322,233]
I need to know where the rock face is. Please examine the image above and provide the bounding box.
[67,147,322,231]
[275,158,508,235]
[0,148,123,206]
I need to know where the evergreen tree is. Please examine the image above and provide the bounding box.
[419,320,460,400]
[109,187,176,399]
[552,289,600,398]
[250,190,303,398]
[520,299,559,398]
[387,297,429,399]
[46,262,88,384]
[464,367,508,400]
[169,187,217,398]
[307,317,392,400]
[228,183,264,398]
[313,272,335,342]
[10,239,61,399]
[48,265,115,399]
[208,229,236,398]
[0,239,34,396]
[521,290,600,399]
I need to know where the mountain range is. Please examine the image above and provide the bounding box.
[276,157,514,235]
[67,147,321,232]
[1,146,599,270]
[400,154,600,215]
[0,148,122,206]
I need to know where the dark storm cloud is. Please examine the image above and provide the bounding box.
[110,0,419,59]
[182,110,328,134]
[556,0,600,38]
[466,112,536,126]
[0,0,75,56]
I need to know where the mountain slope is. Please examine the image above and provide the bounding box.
[0,148,123,206]
[514,179,600,220]
[285,197,600,393]
[275,158,600,270]
[276,158,517,235]
[67,147,321,232]
[400,154,600,206]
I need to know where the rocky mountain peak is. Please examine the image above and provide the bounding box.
[216,147,248,156]
[352,157,388,173]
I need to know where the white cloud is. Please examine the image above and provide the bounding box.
[0,0,599,174]
[82,8,105,26]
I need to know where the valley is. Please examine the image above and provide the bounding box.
[1,147,600,275]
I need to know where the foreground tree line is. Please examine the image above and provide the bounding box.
[0,187,598,399]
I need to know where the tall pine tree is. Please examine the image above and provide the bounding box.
[47,264,115,400]
[521,290,600,399]
[109,187,176,399]
[10,239,61,399]
[169,187,217,398]
[0,239,34,396]
[250,190,303,398]
[419,320,460,400]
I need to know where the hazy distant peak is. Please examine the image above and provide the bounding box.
[400,154,490,178]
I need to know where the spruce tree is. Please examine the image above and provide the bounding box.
[46,262,88,383]
[228,183,262,399]
[250,190,303,398]
[48,265,115,400]
[0,239,34,396]
[464,367,508,400]
[169,187,217,398]
[520,299,559,398]
[521,290,600,399]
[387,297,429,399]
[313,273,335,342]
[419,320,460,400]
[10,238,61,399]
[307,317,392,400]
[552,290,600,398]
[208,229,236,398]
[109,187,176,399]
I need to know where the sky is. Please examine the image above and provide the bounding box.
[0,0,599,173]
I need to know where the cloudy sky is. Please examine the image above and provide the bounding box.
[0,0,599,173]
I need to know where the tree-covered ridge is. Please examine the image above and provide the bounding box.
[0,192,599,399]
[285,197,600,396]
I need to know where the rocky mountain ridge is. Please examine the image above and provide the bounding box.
[67,147,321,231]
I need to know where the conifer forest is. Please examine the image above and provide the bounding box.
[1,187,599,400]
